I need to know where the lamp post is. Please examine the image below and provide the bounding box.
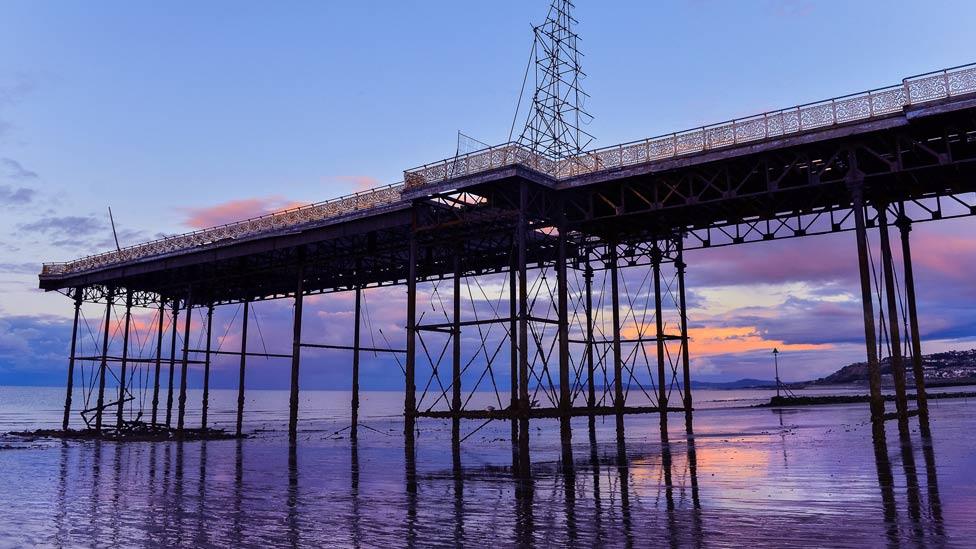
[773,348,781,398]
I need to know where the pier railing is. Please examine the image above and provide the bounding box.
[404,63,976,188]
[41,183,404,276]
[42,63,976,277]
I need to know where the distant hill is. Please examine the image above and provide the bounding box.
[692,378,775,389]
[811,349,976,385]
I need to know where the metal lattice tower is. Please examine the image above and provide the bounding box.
[517,0,594,159]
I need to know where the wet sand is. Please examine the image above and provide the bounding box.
[0,392,973,547]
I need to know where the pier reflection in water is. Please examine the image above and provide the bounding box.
[11,401,974,546]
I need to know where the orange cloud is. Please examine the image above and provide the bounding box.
[325,175,382,192]
[688,325,828,356]
[180,196,306,229]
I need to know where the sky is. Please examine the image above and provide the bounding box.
[1,0,975,390]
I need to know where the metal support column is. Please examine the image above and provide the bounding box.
[608,242,624,413]
[405,214,418,435]
[177,289,193,433]
[556,219,571,440]
[236,299,250,437]
[165,299,179,427]
[452,252,462,444]
[584,264,596,411]
[851,182,885,422]
[116,289,133,430]
[517,182,531,476]
[151,297,165,425]
[201,302,214,429]
[289,263,305,441]
[676,239,693,434]
[352,286,362,427]
[62,290,83,431]
[652,243,668,431]
[877,207,910,423]
[95,287,115,433]
[509,251,519,466]
[896,212,929,421]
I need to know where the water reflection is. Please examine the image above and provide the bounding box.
[5,402,970,546]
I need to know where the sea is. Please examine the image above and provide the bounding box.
[0,385,973,547]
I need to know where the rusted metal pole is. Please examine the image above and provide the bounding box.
[62,290,83,431]
[95,287,115,433]
[509,250,519,467]
[652,244,668,431]
[236,299,249,437]
[177,289,193,433]
[584,264,596,411]
[289,263,305,441]
[676,239,693,434]
[896,213,929,421]
[609,242,624,413]
[851,182,885,422]
[877,207,910,423]
[405,215,418,435]
[151,297,165,425]
[116,289,133,430]
[165,299,179,427]
[452,252,462,416]
[201,302,214,429]
[352,286,362,427]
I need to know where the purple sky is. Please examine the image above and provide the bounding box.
[2,1,975,388]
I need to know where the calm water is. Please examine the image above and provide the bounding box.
[1,386,974,547]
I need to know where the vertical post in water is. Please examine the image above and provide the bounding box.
[896,211,929,421]
[289,261,305,441]
[452,250,462,443]
[352,285,362,428]
[177,288,193,433]
[850,176,885,422]
[517,182,531,476]
[95,287,115,433]
[201,302,214,429]
[165,299,180,428]
[62,289,83,431]
[584,263,596,411]
[405,211,418,436]
[556,215,571,439]
[509,250,519,465]
[236,299,250,437]
[151,296,165,425]
[116,288,133,430]
[609,241,624,414]
[675,238,693,434]
[877,206,909,424]
[652,243,668,432]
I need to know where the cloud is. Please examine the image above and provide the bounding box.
[179,196,306,229]
[16,214,146,250]
[0,158,38,179]
[324,175,383,192]
[0,185,35,205]
[0,262,40,275]
[19,215,104,236]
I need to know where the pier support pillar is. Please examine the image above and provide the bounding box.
[165,299,179,428]
[584,264,596,412]
[289,264,305,441]
[352,286,361,429]
[116,289,133,429]
[201,302,214,429]
[556,219,571,442]
[877,206,910,426]
[509,254,519,468]
[452,252,462,445]
[676,238,693,434]
[236,299,250,437]
[177,289,193,433]
[609,242,624,414]
[516,182,531,477]
[95,287,115,433]
[896,211,929,422]
[652,243,668,432]
[62,289,83,431]
[405,216,418,436]
[151,297,165,425]
[850,181,885,422]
